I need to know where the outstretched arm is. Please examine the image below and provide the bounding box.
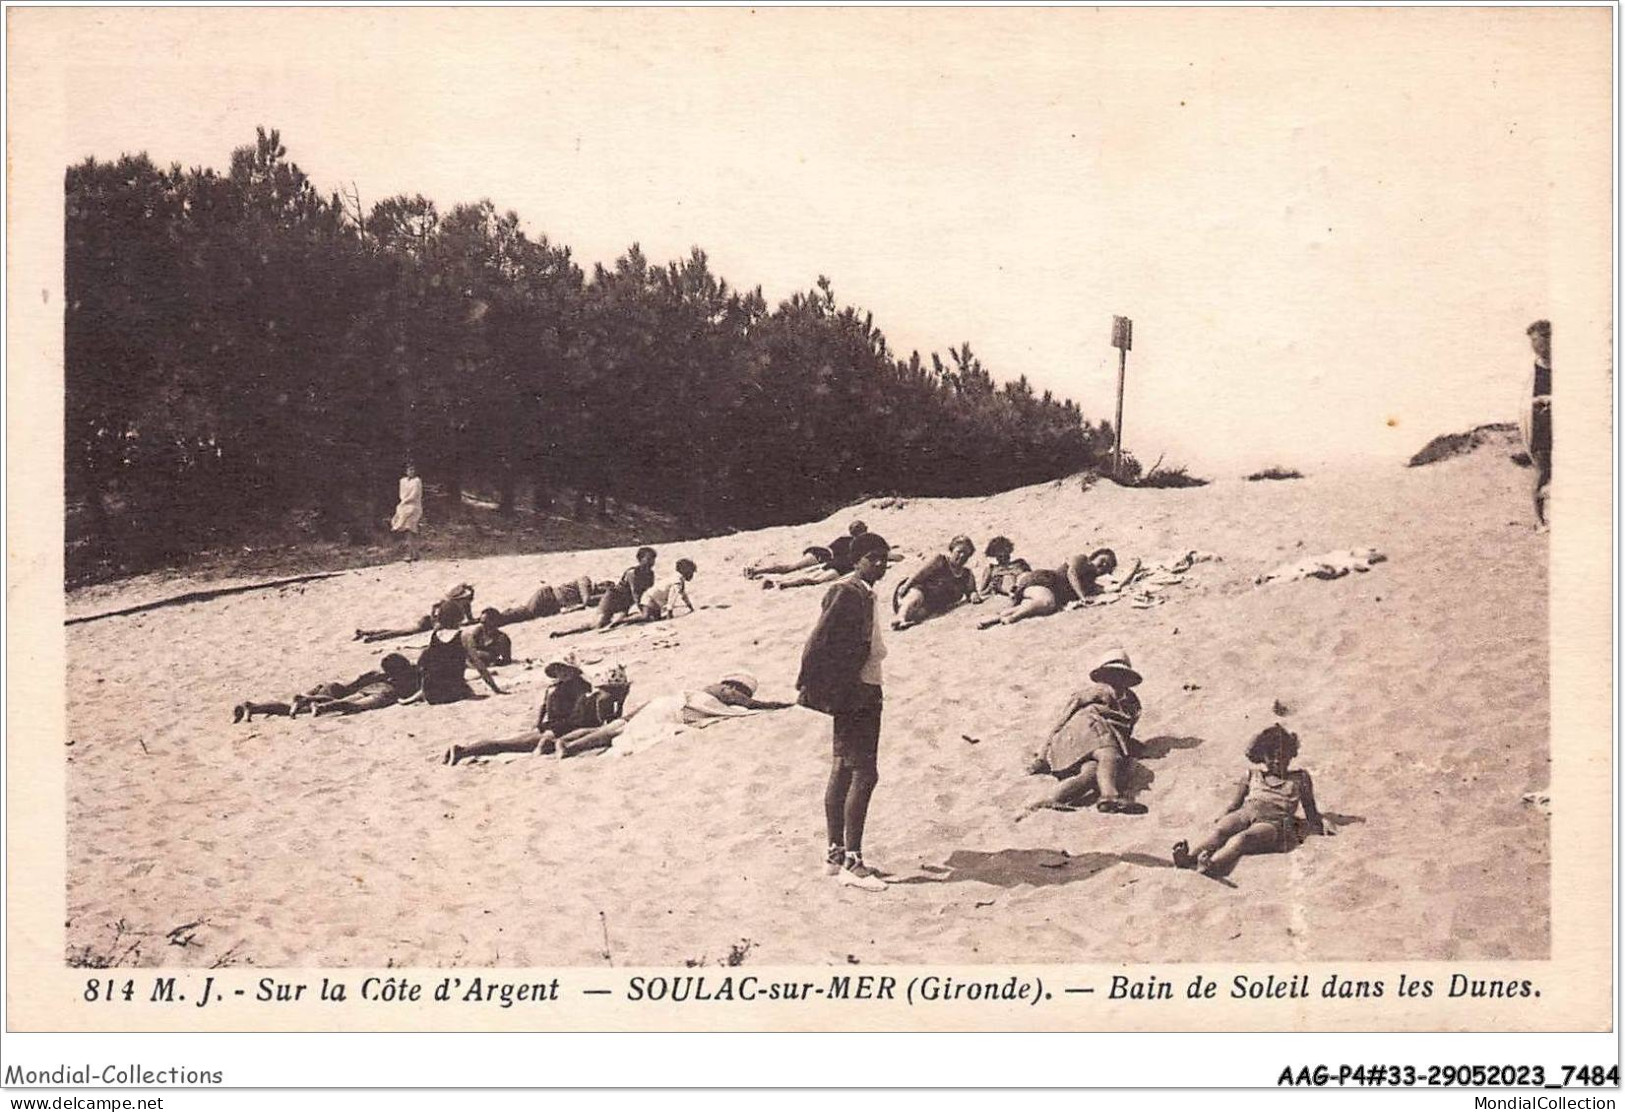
[466,642,505,695]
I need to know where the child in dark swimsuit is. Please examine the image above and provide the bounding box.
[1172,724,1329,877]
[234,653,421,721]
[747,520,868,581]
[892,536,977,630]
[491,575,601,626]
[354,583,476,643]
[444,655,606,765]
[977,549,1116,629]
[549,548,658,637]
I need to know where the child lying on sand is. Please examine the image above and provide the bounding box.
[489,576,610,626]
[1172,723,1330,877]
[234,653,421,721]
[751,521,906,590]
[978,549,1119,629]
[892,536,977,630]
[1019,649,1149,817]
[354,583,476,643]
[556,672,793,759]
[747,520,866,583]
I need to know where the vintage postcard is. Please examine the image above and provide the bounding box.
[4,4,1615,1068]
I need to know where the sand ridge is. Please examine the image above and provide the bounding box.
[65,445,1548,967]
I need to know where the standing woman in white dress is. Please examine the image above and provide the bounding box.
[391,463,424,562]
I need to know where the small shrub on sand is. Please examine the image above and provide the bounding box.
[1132,465,1209,489]
[1407,423,1520,467]
[1246,466,1303,482]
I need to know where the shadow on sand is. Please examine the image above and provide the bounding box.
[894,848,1173,889]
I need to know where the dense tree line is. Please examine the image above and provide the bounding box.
[67,128,1117,578]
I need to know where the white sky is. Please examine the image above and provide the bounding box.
[36,6,1613,474]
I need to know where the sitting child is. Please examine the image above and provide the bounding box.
[891,535,977,630]
[444,655,619,765]
[465,609,514,668]
[972,535,1031,602]
[1019,648,1149,817]
[1172,723,1329,877]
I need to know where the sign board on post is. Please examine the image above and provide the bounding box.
[1111,316,1133,478]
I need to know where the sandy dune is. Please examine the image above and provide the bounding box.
[65,441,1548,968]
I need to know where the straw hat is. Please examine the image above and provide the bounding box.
[596,663,630,690]
[1089,648,1142,687]
[719,672,758,696]
[544,653,583,680]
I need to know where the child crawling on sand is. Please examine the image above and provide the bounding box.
[1019,648,1149,817]
[1171,723,1329,877]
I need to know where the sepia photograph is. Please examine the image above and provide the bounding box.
[5,3,1616,1060]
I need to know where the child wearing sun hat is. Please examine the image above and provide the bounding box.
[1020,648,1148,818]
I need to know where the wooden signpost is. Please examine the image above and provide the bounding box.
[1111,315,1133,478]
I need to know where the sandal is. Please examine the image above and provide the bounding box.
[1097,799,1148,815]
[1171,840,1196,869]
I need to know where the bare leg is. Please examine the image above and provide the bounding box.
[1021,762,1100,815]
[1095,747,1123,803]
[980,588,1058,629]
[1201,822,1279,875]
[236,700,294,722]
[772,568,840,590]
[1191,812,1256,857]
[356,616,432,643]
[746,554,818,578]
[842,767,880,855]
[893,588,929,630]
[446,729,544,765]
[558,720,628,758]
[310,691,397,718]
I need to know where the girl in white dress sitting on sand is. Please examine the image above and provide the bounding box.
[1171,724,1330,877]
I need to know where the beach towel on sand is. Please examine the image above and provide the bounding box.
[611,690,760,756]
[1256,547,1386,586]
[1076,550,1217,609]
